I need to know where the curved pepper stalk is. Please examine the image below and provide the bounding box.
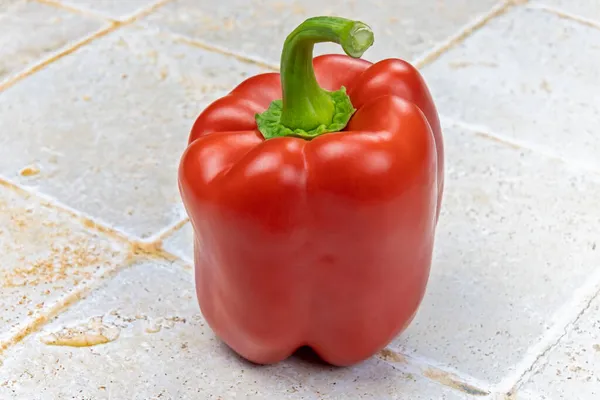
[178,15,444,366]
[256,17,374,139]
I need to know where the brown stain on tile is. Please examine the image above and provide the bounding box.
[540,79,552,93]
[127,240,183,266]
[0,260,134,356]
[593,344,600,352]
[423,369,490,396]
[1,189,127,289]
[377,348,407,363]
[19,165,41,177]
[40,316,120,347]
[1,240,119,288]
[131,240,164,258]
[449,61,498,69]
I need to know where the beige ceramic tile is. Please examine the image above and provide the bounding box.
[282,356,475,399]
[420,7,600,171]
[0,260,474,399]
[0,261,317,399]
[520,291,600,399]
[163,221,193,263]
[0,0,105,82]
[0,25,267,239]
[388,124,600,383]
[56,0,161,20]
[143,0,500,64]
[0,184,128,345]
[532,0,600,22]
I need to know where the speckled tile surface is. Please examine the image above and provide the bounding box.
[0,184,129,346]
[0,262,317,399]
[391,124,600,383]
[519,291,600,399]
[420,6,600,171]
[0,25,267,239]
[143,0,500,64]
[532,0,600,22]
[1,0,599,398]
[0,0,105,82]
[53,0,162,20]
[162,221,193,263]
[0,262,473,399]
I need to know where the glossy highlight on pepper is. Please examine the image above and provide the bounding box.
[178,16,444,366]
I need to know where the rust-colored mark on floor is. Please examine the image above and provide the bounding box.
[449,61,498,69]
[377,348,407,363]
[19,165,40,177]
[2,240,117,288]
[423,368,490,396]
[540,79,552,93]
[40,316,120,347]
[129,240,175,262]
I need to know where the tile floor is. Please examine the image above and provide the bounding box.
[1,0,599,399]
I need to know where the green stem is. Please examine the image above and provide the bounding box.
[255,17,374,140]
[279,17,373,130]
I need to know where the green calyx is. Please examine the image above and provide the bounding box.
[255,16,374,140]
[256,87,354,140]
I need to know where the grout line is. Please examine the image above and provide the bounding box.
[527,3,600,30]
[144,217,190,243]
[440,116,600,177]
[142,26,279,70]
[412,0,520,69]
[378,348,493,397]
[494,268,600,394]
[0,22,118,93]
[122,0,176,24]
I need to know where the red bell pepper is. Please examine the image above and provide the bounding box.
[178,16,444,366]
